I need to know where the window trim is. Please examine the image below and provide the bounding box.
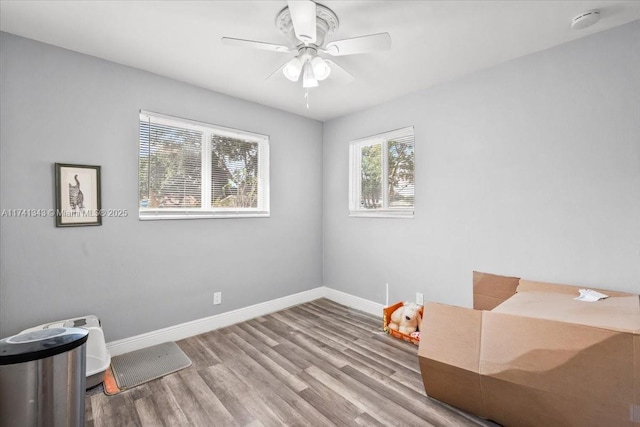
[348,126,415,219]
[139,110,270,220]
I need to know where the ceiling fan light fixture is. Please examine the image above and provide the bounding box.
[311,56,331,81]
[224,0,387,99]
[283,56,303,81]
[302,61,318,88]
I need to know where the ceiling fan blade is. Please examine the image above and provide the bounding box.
[221,37,292,53]
[265,61,287,80]
[287,0,316,44]
[324,32,391,56]
[325,59,355,84]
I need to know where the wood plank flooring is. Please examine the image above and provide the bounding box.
[86,299,498,427]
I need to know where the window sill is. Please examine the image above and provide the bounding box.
[349,210,414,219]
[139,210,270,220]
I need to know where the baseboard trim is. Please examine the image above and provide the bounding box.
[107,286,325,356]
[323,287,384,317]
[106,286,382,356]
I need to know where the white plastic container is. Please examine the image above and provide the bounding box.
[20,315,110,389]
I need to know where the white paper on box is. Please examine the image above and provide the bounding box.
[574,289,609,302]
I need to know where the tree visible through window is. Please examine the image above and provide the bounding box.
[387,139,415,208]
[139,121,202,209]
[139,111,269,219]
[350,127,414,217]
[211,137,259,209]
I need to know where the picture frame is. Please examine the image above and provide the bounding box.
[55,163,102,227]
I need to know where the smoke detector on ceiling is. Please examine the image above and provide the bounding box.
[571,9,600,30]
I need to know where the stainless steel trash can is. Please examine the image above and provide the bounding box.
[0,327,89,427]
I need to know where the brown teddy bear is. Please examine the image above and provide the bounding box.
[388,302,422,334]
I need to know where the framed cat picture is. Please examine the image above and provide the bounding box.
[55,163,102,227]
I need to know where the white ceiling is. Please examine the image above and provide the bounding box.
[1,1,639,121]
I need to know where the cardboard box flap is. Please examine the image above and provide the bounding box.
[419,302,485,417]
[492,291,640,334]
[473,271,520,311]
[419,302,482,371]
[419,357,485,418]
[517,279,634,298]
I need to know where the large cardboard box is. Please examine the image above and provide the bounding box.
[418,272,640,426]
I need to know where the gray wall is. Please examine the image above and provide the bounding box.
[323,21,640,307]
[2,21,639,341]
[0,32,324,340]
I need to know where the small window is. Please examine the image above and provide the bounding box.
[139,111,269,219]
[349,126,415,218]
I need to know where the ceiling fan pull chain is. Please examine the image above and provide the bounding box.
[305,89,310,109]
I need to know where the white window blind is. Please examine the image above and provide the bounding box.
[349,126,415,218]
[139,111,269,219]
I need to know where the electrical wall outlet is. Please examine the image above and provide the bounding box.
[213,292,222,305]
[416,292,424,305]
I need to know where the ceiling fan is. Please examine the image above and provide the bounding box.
[221,0,391,91]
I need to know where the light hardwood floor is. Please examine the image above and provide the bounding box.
[86,299,498,427]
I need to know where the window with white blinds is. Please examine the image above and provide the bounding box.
[349,126,415,218]
[139,111,269,219]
